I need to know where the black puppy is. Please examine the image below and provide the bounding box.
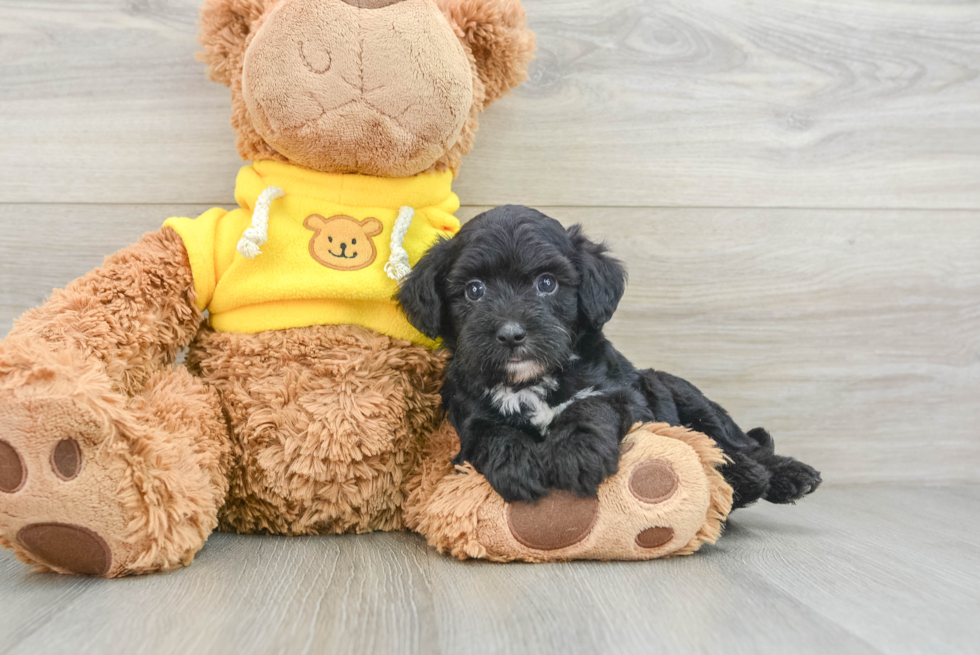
[398,205,821,508]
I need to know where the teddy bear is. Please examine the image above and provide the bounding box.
[0,0,732,577]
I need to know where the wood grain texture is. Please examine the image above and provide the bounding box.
[0,484,977,655]
[1,1,979,207]
[2,204,977,484]
[1,1,977,652]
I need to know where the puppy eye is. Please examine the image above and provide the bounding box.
[351,238,357,245]
[465,279,486,301]
[328,236,333,243]
[535,274,558,295]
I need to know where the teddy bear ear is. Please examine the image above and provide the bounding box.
[441,0,536,106]
[362,218,384,237]
[303,214,328,230]
[196,0,271,87]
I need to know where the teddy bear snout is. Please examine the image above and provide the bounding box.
[241,0,473,177]
[340,0,407,8]
[298,39,331,75]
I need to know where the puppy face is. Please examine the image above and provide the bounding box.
[446,214,579,385]
[399,205,626,386]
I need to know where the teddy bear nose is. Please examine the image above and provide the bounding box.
[341,0,406,8]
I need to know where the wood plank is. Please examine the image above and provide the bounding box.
[720,484,980,654]
[423,484,980,655]
[1,204,977,484]
[2,1,979,207]
[0,204,215,325]
[0,485,976,654]
[569,207,980,485]
[0,532,440,655]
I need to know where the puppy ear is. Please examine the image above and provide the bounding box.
[441,0,536,106]
[397,236,459,341]
[569,224,627,331]
[197,0,271,86]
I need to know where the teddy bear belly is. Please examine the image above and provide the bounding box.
[186,323,448,536]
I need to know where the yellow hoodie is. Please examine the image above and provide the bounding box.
[163,161,460,347]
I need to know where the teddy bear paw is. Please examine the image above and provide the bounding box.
[473,424,733,561]
[0,395,134,576]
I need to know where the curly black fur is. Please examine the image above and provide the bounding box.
[398,205,821,506]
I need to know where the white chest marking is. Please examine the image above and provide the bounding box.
[488,377,604,434]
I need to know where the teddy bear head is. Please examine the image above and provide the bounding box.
[198,0,535,178]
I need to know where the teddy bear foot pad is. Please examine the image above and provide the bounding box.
[478,426,731,561]
[409,423,734,562]
[505,456,681,553]
[0,396,133,576]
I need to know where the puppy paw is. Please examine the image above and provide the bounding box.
[486,469,550,504]
[763,456,822,504]
[482,448,551,504]
[546,427,620,497]
[720,452,772,510]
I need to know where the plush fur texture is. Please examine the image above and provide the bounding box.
[0,225,448,574]
[240,0,473,176]
[187,324,447,535]
[398,205,822,508]
[0,0,738,576]
[403,421,733,561]
[198,0,535,176]
[0,0,540,576]
[8,228,201,397]
[0,231,231,576]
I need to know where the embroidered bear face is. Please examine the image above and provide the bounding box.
[304,214,384,271]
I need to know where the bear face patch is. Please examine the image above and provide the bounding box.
[303,214,383,271]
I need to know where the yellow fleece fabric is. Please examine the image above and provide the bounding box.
[163,161,459,347]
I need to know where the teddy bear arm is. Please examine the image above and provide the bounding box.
[0,226,230,577]
[5,227,202,396]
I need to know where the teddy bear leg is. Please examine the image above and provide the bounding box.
[188,324,446,537]
[0,360,230,577]
[404,422,733,562]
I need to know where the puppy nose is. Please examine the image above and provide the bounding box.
[496,323,527,347]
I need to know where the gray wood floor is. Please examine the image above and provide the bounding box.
[1,0,979,653]
[3,0,980,209]
[1,484,977,655]
[2,0,978,485]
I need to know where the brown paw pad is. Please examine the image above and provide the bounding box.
[51,438,82,481]
[507,490,599,551]
[0,439,27,493]
[636,526,675,549]
[629,460,678,504]
[17,523,112,576]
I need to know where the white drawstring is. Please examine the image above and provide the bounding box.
[237,186,285,259]
[384,206,415,282]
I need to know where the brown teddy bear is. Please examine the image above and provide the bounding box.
[0,0,731,577]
